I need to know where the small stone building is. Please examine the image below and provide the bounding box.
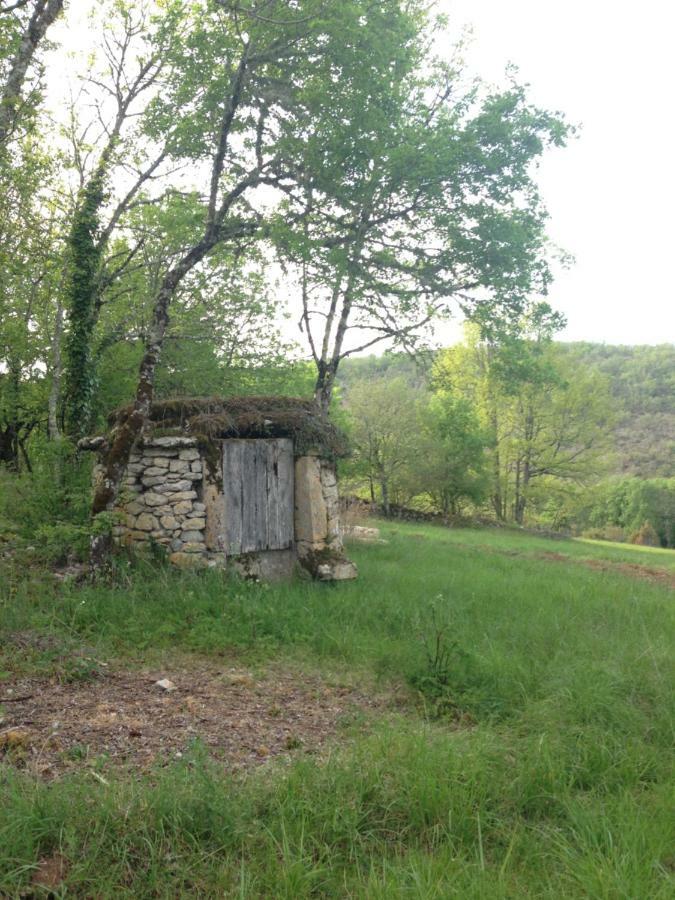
[99,397,356,581]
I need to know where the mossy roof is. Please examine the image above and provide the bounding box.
[110,396,349,459]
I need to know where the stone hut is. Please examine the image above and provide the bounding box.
[97,397,357,581]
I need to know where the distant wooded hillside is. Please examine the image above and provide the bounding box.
[337,343,675,478]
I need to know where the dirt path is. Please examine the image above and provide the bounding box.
[0,664,382,779]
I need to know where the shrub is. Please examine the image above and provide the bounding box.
[581,525,627,543]
[630,520,661,547]
[34,523,90,565]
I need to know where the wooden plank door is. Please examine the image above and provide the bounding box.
[223,438,294,554]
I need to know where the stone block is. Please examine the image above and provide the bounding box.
[155,480,192,493]
[173,500,193,515]
[170,490,198,502]
[136,513,159,531]
[143,492,166,507]
[169,459,190,473]
[170,551,206,567]
[142,448,178,457]
[317,559,358,581]
[294,455,328,544]
[141,475,166,487]
[181,529,204,542]
[144,466,167,477]
[179,449,200,461]
[320,466,337,488]
[185,517,205,530]
[151,457,170,469]
[160,515,179,530]
[151,436,196,448]
[182,542,205,553]
[193,502,206,513]
[191,461,202,473]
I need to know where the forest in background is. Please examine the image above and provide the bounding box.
[337,340,675,547]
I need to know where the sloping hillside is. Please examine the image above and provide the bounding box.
[338,342,675,477]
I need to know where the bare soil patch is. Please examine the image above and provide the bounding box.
[449,540,675,588]
[532,549,675,587]
[580,557,675,588]
[0,664,382,779]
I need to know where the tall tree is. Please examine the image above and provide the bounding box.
[90,0,413,565]
[0,130,63,468]
[433,324,614,524]
[272,19,571,412]
[0,0,64,145]
[62,1,170,437]
[345,376,424,514]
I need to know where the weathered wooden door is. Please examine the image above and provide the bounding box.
[222,438,294,554]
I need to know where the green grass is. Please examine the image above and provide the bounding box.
[380,518,675,571]
[1,521,674,897]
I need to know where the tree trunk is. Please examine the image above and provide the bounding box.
[0,425,19,470]
[89,240,212,572]
[380,476,390,516]
[515,460,531,525]
[488,405,505,520]
[513,458,522,523]
[314,361,336,416]
[0,0,64,145]
[48,296,64,440]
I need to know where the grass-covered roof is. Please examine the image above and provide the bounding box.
[110,396,349,458]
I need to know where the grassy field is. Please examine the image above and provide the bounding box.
[1,520,673,897]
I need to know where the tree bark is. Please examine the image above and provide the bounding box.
[0,0,64,145]
[47,296,64,440]
[380,475,390,517]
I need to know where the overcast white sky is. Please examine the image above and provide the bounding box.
[48,0,675,348]
[442,0,675,345]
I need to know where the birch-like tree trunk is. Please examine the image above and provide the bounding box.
[0,0,64,145]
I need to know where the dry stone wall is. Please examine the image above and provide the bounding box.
[110,437,213,566]
[106,438,356,580]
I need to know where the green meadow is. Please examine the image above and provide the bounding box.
[1,521,673,898]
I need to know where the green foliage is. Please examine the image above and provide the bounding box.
[63,174,106,437]
[0,132,63,469]
[340,329,617,526]
[0,437,92,537]
[579,477,675,547]
[34,522,90,565]
[342,376,425,510]
[408,600,488,719]
[421,393,489,514]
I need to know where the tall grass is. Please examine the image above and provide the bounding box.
[1,522,673,896]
